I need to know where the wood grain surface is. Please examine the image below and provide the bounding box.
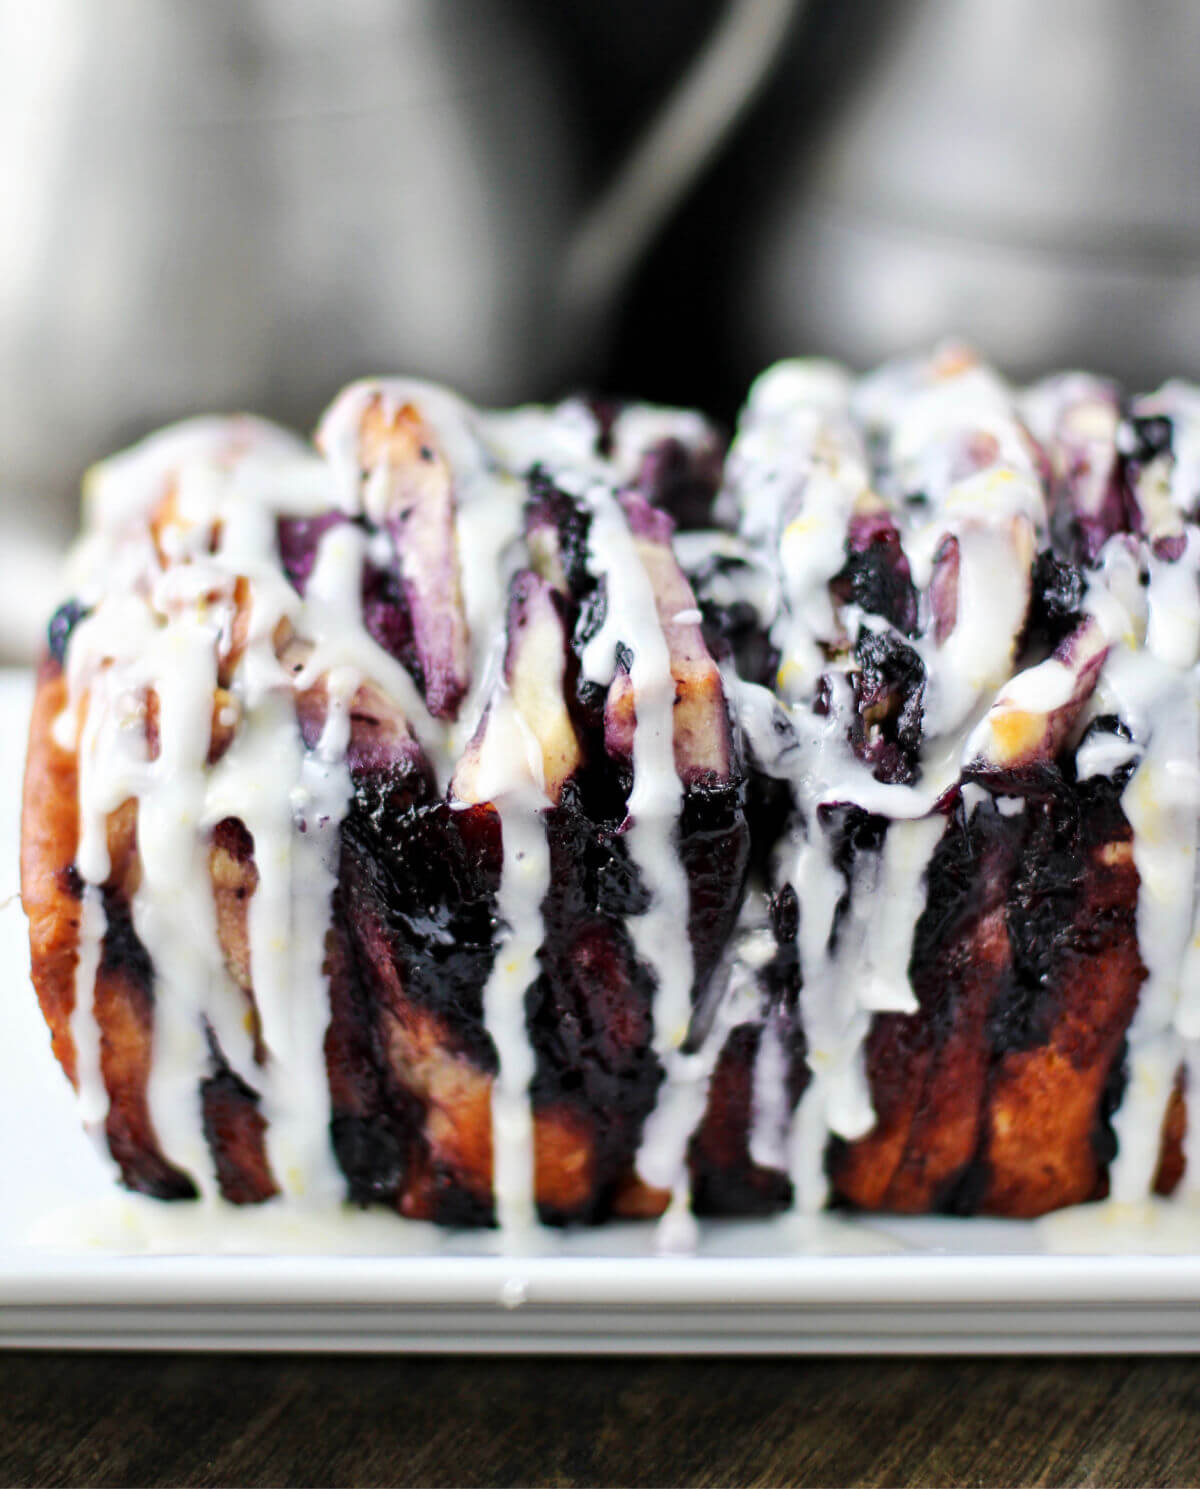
[0,1352,1197,1486]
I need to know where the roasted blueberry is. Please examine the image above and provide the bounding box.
[525,467,594,596]
[831,514,919,635]
[850,629,926,784]
[1124,413,1173,464]
[276,513,345,594]
[1025,550,1086,652]
[47,598,90,666]
[632,435,726,532]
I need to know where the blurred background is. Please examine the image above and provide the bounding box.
[2,0,1200,656]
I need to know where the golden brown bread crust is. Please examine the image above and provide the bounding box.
[82,789,197,1197]
[21,658,81,1087]
[208,819,256,998]
[825,787,1155,1220]
[981,828,1144,1216]
[200,1062,277,1205]
[832,818,1015,1213]
[1154,1076,1187,1197]
[688,1023,794,1217]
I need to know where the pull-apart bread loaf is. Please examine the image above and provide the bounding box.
[22,346,1200,1229]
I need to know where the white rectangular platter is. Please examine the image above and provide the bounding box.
[4,668,1200,1353]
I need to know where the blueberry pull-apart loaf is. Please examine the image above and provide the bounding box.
[20,344,1200,1230]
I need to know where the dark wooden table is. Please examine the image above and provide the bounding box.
[1,1352,1197,1486]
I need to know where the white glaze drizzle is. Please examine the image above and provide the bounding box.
[578,483,694,1064]
[482,795,549,1243]
[1102,541,1200,1200]
[136,612,238,1194]
[47,347,1200,1238]
[567,479,710,1214]
[70,883,108,1130]
[452,687,553,1242]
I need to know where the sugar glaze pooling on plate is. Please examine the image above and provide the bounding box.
[35,344,1200,1240]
